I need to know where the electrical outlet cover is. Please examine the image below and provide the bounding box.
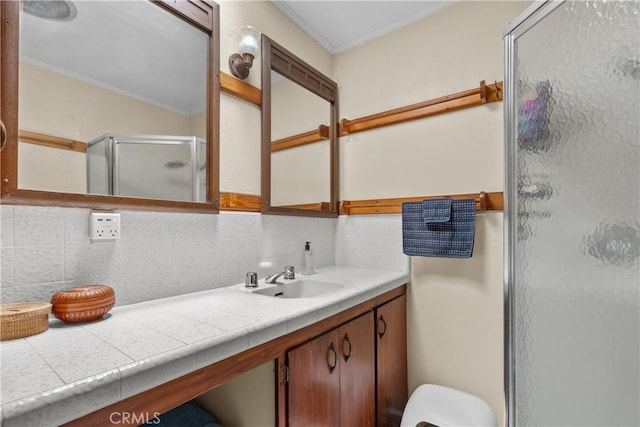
[90,212,121,241]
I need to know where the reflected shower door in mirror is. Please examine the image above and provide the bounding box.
[0,0,220,212]
[270,70,331,211]
[261,35,338,217]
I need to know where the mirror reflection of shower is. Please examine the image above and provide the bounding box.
[87,135,206,202]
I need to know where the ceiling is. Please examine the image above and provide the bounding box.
[20,1,208,116]
[271,1,456,54]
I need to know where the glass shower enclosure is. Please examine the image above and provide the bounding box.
[504,1,639,425]
[87,134,207,202]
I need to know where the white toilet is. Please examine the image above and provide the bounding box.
[401,384,497,427]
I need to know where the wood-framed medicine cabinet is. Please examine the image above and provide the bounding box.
[261,35,339,218]
[0,0,220,213]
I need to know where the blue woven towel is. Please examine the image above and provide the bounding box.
[422,198,451,223]
[402,198,476,258]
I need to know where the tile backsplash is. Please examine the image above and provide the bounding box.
[0,206,407,307]
[336,214,408,273]
[0,206,335,306]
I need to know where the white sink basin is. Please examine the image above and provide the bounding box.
[251,279,344,298]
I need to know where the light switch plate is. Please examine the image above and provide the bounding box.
[90,212,121,241]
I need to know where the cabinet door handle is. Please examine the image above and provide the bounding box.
[342,333,352,362]
[378,315,387,338]
[327,342,338,373]
[0,118,6,151]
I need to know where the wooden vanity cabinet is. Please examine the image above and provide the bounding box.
[287,312,375,427]
[285,294,407,427]
[376,294,408,427]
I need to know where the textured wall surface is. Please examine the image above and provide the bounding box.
[335,214,408,273]
[0,206,335,306]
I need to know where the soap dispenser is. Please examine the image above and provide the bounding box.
[301,241,316,275]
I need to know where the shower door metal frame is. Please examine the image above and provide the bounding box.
[503,1,565,426]
[87,134,206,202]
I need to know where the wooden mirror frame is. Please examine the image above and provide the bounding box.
[0,0,220,213]
[261,35,339,218]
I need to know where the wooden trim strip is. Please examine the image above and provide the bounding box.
[220,71,261,106]
[18,130,87,153]
[340,191,504,215]
[219,192,331,213]
[219,192,503,214]
[1,189,219,213]
[277,201,331,211]
[63,286,406,427]
[219,192,261,212]
[340,81,503,136]
[271,125,329,152]
[342,94,482,135]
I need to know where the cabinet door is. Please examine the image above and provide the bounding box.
[338,312,375,427]
[288,328,340,427]
[376,294,407,427]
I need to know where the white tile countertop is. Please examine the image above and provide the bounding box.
[0,266,408,427]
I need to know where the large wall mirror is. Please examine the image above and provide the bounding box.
[261,35,338,217]
[0,0,220,212]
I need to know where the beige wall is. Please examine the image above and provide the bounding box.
[271,76,331,206]
[271,77,329,140]
[18,143,86,194]
[271,141,331,206]
[19,61,194,141]
[195,362,275,427]
[333,2,530,425]
[189,110,207,140]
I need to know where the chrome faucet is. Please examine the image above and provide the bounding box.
[265,266,295,284]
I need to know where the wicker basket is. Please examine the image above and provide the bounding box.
[0,302,52,340]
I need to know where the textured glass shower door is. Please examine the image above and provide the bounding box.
[504,2,639,426]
